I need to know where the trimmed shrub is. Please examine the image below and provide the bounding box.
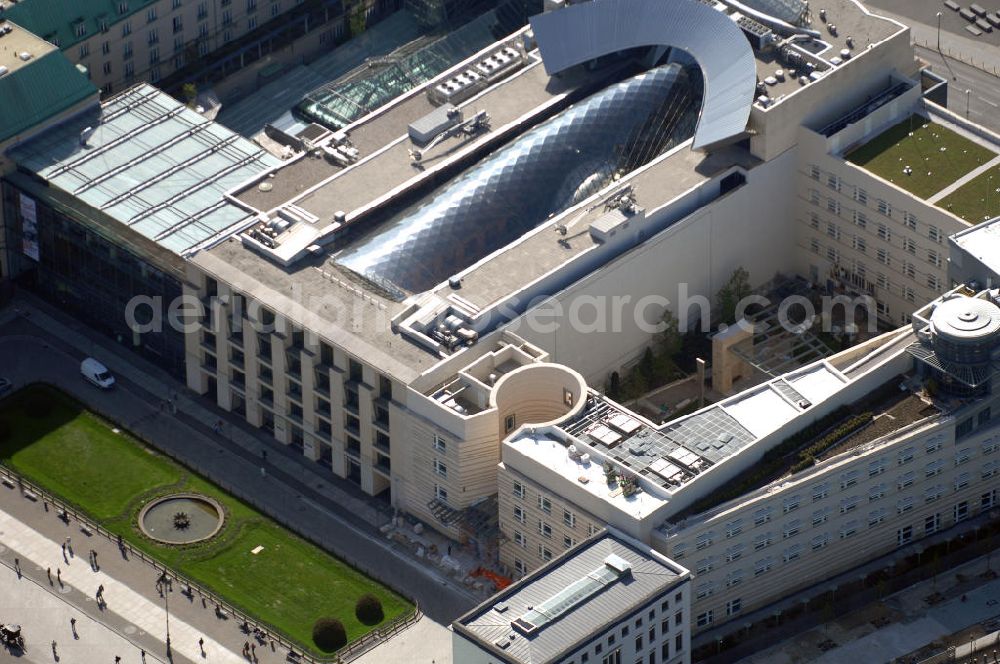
[355,593,384,625]
[23,393,52,419]
[312,617,347,652]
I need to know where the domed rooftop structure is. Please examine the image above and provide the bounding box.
[930,296,1000,345]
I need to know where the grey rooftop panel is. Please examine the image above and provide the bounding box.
[529,0,756,149]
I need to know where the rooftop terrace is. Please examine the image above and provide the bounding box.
[846,114,996,199]
[0,20,95,144]
[0,18,55,74]
[751,0,903,110]
[937,162,1000,223]
[817,390,940,461]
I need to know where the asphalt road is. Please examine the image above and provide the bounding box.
[866,0,1000,48]
[917,45,1000,133]
[0,297,478,629]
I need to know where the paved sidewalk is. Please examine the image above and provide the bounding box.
[0,294,480,624]
[0,467,295,664]
[351,617,453,664]
[0,506,242,664]
[866,2,1000,73]
[739,552,1000,663]
[0,561,160,664]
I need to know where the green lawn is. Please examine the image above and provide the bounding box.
[846,114,995,199]
[937,163,1000,224]
[0,385,411,654]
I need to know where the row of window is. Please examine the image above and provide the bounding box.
[807,166,944,243]
[512,481,581,527]
[680,432,997,558]
[807,230,944,294]
[692,492,996,620]
[811,211,945,268]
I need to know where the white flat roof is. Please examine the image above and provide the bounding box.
[787,363,848,403]
[506,431,667,519]
[723,386,799,438]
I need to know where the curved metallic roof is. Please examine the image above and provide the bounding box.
[336,64,696,297]
[529,0,756,150]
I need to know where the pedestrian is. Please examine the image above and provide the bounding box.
[97,583,104,597]
[43,499,49,512]
[91,549,98,570]
[115,656,121,663]
[47,567,52,584]
[251,643,256,660]
[13,557,19,576]
[61,542,66,556]
[51,640,57,657]
[140,649,146,663]
[198,637,204,652]
[57,568,61,585]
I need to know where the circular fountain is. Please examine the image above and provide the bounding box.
[139,494,224,545]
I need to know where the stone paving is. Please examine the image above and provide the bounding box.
[0,561,160,664]
[0,464,289,664]
[739,553,1000,663]
[0,293,475,663]
[0,295,479,620]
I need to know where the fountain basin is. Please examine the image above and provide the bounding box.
[138,494,224,545]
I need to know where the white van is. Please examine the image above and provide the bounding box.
[80,358,115,389]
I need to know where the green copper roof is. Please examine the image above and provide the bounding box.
[0,49,97,143]
[0,0,157,50]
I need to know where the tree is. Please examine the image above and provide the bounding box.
[639,347,655,383]
[349,2,367,37]
[607,371,621,399]
[355,594,384,625]
[716,267,752,326]
[181,82,198,108]
[659,310,683,359]
[312,617,347,652]
[23,392,52,419]
[620,369,647,401]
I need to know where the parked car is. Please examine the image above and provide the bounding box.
[0,378,11,396]
[80,358,115,389]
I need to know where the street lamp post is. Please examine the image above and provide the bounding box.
[967,89,972,118]
[163,571,172,659]
[937,12,943,51]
